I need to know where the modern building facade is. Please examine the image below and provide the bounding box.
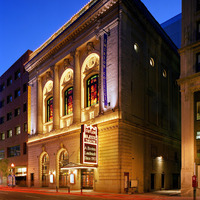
[25,0,180,193]
[161,13,182,48]
[0,50,32,186]
[178,0,200,197]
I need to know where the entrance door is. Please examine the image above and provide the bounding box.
[81,169,94,189]
[30,173,34,187]
[161,173,165,188]
[124,172,129,193]
[151,174,155,190]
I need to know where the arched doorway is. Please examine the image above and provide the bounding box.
[41,153,49,187]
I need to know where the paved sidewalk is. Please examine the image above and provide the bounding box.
[0,185,199,200]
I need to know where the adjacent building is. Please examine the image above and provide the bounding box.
[25,0,180,193]
[0,50,32,186]
[178,0,200,197]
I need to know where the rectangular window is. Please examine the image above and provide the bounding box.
[15,126,21,135]
[14,89,20,98]
[0,150,5,160]
[0,117,4,125]
[23,103,27,112]
[0,83,5,92]
[1,133,5,140]
[14,69,21,80]
[7,95,12,104]
[24,123,27,132]
[23,143,27,154]
[7,129,12,138]
[7,77,12,86]
[23,83,27,93]
[197,101,200,120]
[7,145,20,157]
[0,100,4,108]
[197,21,200,40]
[7,112,12,121]
[14,107,20,117]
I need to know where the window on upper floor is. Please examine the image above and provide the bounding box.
[0,83,5,92]
[14,69,21,80]
[7,145,20,157]
[7,95,12,104]
[197,21,200,40]
[87,74,99,107]
[23,142,27,155]
[0,133,5,140]
[7,129,12,138]
[23,83,27,93]
[23,103,27,112]
[24,122,27,132]
[7,112,12,121]
[7,77,12,86]
[64,87,73,115]
[14,107,20,117]
[0,117,4,125]
[15,126,21,135]
[47,97,53,122]
[196,53,200,72]
[14,88,20,98]
[0,150,5,160]
[0,100,4,108]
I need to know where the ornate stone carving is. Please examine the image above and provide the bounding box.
[87,42,94,54]
[85,55,99,72]
[63,58,71,69]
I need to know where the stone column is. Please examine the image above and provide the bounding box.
[37,77,43,134]
[53,65,60,129]
[73,50,81,123]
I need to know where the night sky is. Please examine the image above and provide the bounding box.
[0,0,181,76]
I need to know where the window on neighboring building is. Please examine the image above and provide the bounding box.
[7,112,12,121]
[23,143,27,154]
[0,133,5,140]
[0,100,4,108]
[7,95,12,104]
[87,74,99,107]
[23,103,27,112]
[14,88,20,98]
[47,97,53,122]
[24,123,27,132]
[0,117,4,125]
[14,107,20,117]
[15,126,21,135]
[197,53,200,72]
[7,145,20,157]
[0,83,5,92]
[64,87,73,115]
[0,150,5,160]
[23,83,27,93]
[7,129,12,138]
[7,77,12,86]
[14,69,21,80]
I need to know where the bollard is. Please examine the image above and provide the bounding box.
[56,186,58,193]
[68,186,70,193]
[81,187,82,194]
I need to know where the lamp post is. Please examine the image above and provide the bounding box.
[10,163,15,187]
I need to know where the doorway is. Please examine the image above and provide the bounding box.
[30,173,34,187]
[81,169,94,189]
[151,173,155,190]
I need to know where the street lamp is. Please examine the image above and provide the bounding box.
[10,163,15,187]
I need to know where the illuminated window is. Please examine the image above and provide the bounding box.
[87,74,99,107]
[64,87,73,115]
[8,145,20,157]
[197,102,200,120]
[0,150,5,160]
[47,97,53,122]
[7,129,12,138]
[1,133,5,140]
[15,126,21,135]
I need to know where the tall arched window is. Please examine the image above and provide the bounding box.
[87,74,99,107]
[64,87,73,115]
[47,97,53,122]
[42,153,49,187]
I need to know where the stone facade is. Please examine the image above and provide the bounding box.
[178,0,200,197]
[25,0,180,193]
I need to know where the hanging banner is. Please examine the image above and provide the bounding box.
[80,124,98,165]
[103,33,108,107]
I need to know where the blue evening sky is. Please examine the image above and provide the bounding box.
[0,0,181,76]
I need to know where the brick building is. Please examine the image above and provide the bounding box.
[0,50,32,186]
[25,0,180,193]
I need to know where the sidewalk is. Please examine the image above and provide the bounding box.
[0,185,199,200]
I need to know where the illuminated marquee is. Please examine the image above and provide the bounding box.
[80,124,98,165]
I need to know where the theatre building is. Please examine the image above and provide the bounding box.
[25,0,180,193]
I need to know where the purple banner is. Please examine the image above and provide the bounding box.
[103,33,108,107]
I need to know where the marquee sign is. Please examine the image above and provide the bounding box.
[80,124,98,165]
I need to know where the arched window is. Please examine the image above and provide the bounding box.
[87,74,99,107]
[64,87,73,115]
[41,153,49,187]
[60,150,69,167]
[47,97,53,122]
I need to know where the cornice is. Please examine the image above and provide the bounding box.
[177,72,200,86]
[25,0,118,73]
